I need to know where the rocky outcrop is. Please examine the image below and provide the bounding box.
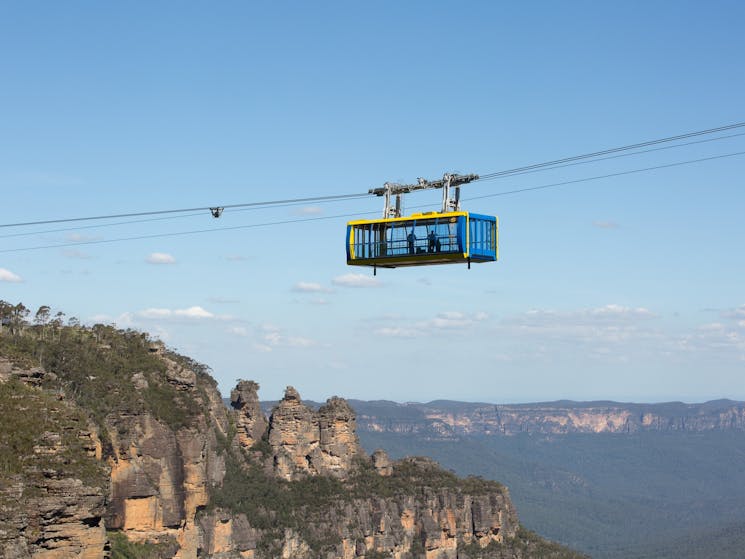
[372,449,393,477]
[2,327,575,559]
[0,339,231,559]
[0,356,55,386]
[0,476,108,559]
[0,379,108,559]
[198,455,518,559]
[107,353,231,558]
[267,387,363,480]
[197,511,259,558]
[231,380,267,450]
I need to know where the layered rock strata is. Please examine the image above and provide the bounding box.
[230,380,267,449]
[266,386,363,480]
[353,399,745,437]
[1,334,549,559]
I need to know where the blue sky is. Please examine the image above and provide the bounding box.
[1,1,744,403]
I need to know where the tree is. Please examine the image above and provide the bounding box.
[9,303,30,336]
[34,305,51,325]
[51,311,66,341]
[34,305,51,339]
[0,300,13,333]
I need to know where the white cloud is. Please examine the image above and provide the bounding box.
[294,206,323,216]
[332,273,381,288]
[65,233,101,242]
[139,308,174,319]
[675,312,745,355]
[175,306,214,319]
[63,249,94,260]
[513,305,656,328]
[498,305,663,353]
[209,296,240,304]
[589,304,655,320]
[292,282,333,293]
[134,306,228,321]
[226,255,248,262]
[252,324,318,351]
[0,268,22,283]
[228,326,249,337]
[146,252,176,265]
[592,220,620,229]
[724,305,745,320]
[374,326,421,338]
[88,313,113,323]
[425,311,489,330]
[373,311,489,338]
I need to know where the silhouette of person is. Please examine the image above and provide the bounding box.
[407,229,417,254]
[428,229,439,253]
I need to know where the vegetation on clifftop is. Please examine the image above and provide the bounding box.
[0,301,211,435]
[0,379,108,494]
[1,301,588,559]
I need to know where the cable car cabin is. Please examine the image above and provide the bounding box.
[346,211,497,269]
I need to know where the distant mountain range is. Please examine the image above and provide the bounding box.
[259,398,745,437]
[255,398,745,559]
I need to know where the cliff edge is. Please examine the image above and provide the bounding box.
[0,317,585,559]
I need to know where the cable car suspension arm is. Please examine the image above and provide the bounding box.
[369,173,479,218]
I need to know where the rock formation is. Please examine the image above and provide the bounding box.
[266,387,363,480]
[230,380,267,449]
[0,325,584,559]
[0,380,108,558]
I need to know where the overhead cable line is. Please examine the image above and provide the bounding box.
[0,212,207,240]
[483,131,745,180]
[1,122,743,231]
[3,150,743,255]
[0,192,370,229]
[467,150,745,199]
[0,195,366,240]
[0,212,376,254]
[476,121,745,181]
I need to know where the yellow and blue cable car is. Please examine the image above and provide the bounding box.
[347,173,497,272]
[347,210,497,270]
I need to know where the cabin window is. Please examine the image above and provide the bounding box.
[350,217,462,259]
[469,217,497,255]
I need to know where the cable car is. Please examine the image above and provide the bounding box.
[346,211,497,269]
[346,173,498,272]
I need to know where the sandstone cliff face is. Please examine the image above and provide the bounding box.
[202,457,518,559]
[200,385,523,559]
[106,352,230,557]
[1,334,556,559]
[353,400,745,437]
[0,368,108,559]
[0,476,108,559]
[266,387,363,480]
[0,342,232,559]
[231,380,267,450]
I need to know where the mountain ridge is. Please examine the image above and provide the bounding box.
[255,398,745,438]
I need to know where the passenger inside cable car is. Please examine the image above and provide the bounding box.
[346,211,497,269]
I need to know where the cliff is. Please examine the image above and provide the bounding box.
[345,399,745,438]
[0,374,108,558]
[0,321,584,559]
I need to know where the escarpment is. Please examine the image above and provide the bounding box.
[0,323,584,559]
[352,400,745,438]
